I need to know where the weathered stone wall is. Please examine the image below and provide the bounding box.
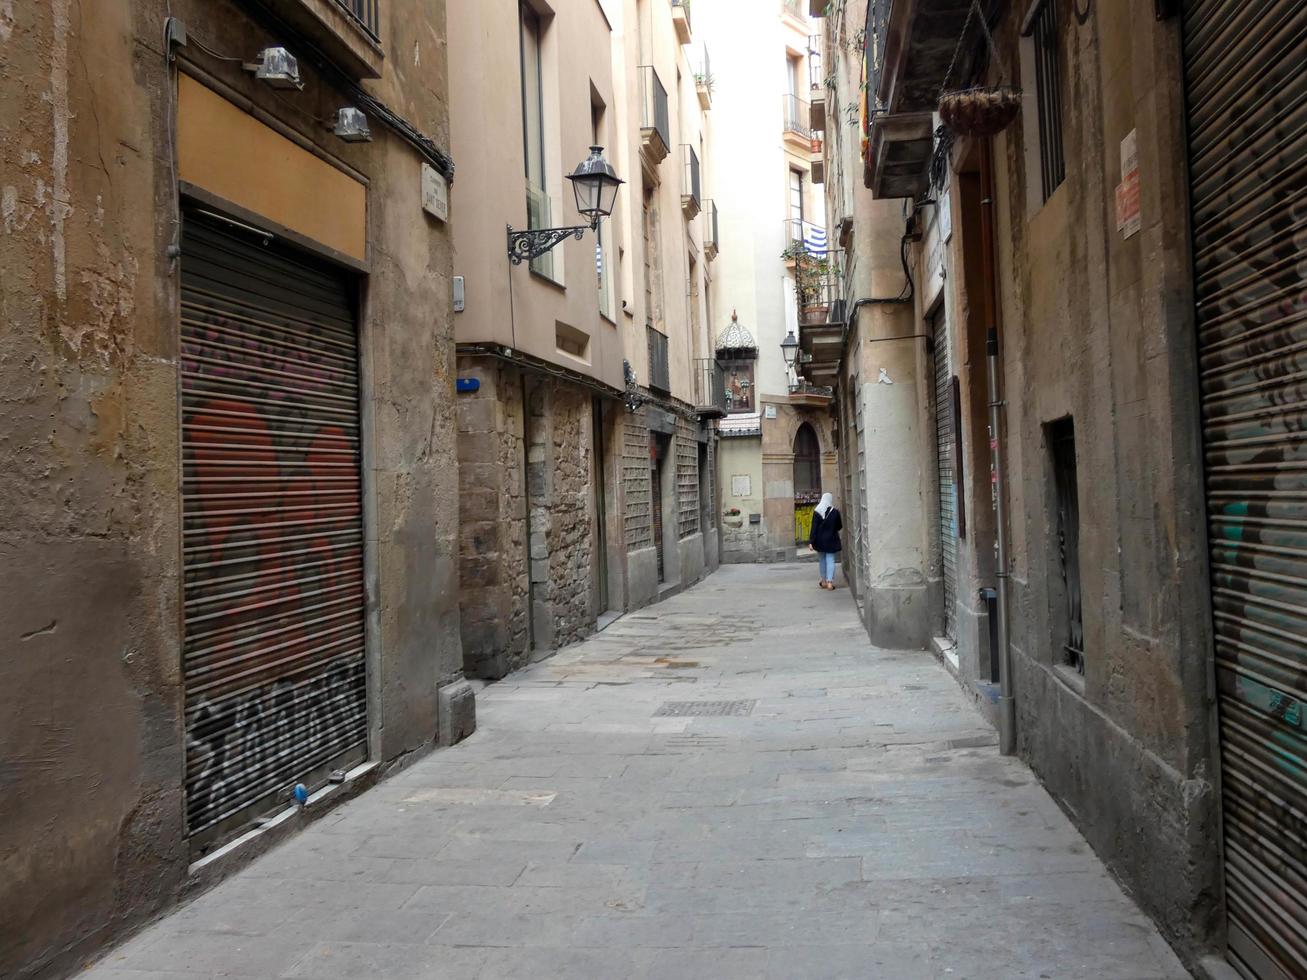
[982,5,1219,962]
[543,383,595,648]
[457,358,529,679]
[460,370,595,664]
[0,1,465,976]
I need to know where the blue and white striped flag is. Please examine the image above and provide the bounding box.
[802,221,827,256]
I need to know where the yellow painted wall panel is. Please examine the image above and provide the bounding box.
[178,75,366,262]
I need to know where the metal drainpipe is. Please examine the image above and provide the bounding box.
[987,326,1016,756]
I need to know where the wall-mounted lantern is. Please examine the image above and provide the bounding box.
[507,146,624,265]
[780,329,800,371]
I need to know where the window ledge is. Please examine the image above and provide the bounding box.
[1051,661,1086,696]
[259,0,384,79]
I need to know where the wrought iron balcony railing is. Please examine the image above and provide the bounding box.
[783,94,812,140]
[334,0,380,39]
[681,144,701,217]
[703,199,720,258]
[639,66,671,163]
[696,358,727,417]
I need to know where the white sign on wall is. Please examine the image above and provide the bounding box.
[764,405,778,419]
[731,475,752,497]
[422,163,449,222]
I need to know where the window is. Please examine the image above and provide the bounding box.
[642,184,662,329]
[1024,0,1065,202]
[1047,416,1083,674]
[519,3,551,277]
[789,168,805,227]
[793,423,821,495]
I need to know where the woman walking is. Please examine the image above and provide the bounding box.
[808,492,843,590]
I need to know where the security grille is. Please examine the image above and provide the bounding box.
[1182,1,1307,976]
[1025,0,1066,202]
[933,308,958,640]
[179,212,367,844]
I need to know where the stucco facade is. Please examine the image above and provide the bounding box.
[1,1,471,976]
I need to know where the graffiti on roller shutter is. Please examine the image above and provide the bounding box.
[180,307,366,828]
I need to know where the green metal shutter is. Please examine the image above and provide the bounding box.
[179,212,368,844]
[1182,2,1307,977]
[934,307,957,640]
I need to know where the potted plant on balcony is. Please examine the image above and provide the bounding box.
[782,241,837,325]
[937,0,1021,138]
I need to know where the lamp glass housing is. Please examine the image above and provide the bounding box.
[780,330,800,369]
[566,146,624,224]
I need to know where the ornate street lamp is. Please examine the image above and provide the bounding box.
[507,146,624,265]
[780,329,800,371]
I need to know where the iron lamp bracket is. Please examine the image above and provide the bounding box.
[507,222,597,265]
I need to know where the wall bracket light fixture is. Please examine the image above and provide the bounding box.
[507,146,623,265]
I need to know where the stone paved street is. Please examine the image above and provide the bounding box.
[85,565,1190,979]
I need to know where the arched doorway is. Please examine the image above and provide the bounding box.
[792,422,822,545]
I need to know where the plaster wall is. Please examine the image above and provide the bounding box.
[447,0,625,392]
[0,0,465,975]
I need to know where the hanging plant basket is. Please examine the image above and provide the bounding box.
[938,86,1021,137]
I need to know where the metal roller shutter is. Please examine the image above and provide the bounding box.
[180,212,368,843]
[934,307,957,640]
[1182,1,1307,977]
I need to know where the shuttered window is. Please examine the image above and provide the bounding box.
[179,212,368,844]
[1182,1,1307,976]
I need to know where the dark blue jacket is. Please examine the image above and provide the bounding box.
[809,508,842,554]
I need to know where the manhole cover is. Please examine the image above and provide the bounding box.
[655,699,756,717]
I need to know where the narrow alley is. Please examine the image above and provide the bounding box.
[86,566,1187,980]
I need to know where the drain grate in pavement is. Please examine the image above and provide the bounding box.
[655,699,757,717]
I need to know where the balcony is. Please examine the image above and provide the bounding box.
[671,0,692,45]
[681,144,701,218]
[258,0,383,78]
[788,380,835,407]
[695,358,727,418]
[794,247,845,386]
[639,66,671,166]
[647,326,671,393]
[783,94,812,151]
[695,44,713,110]
[703,199,719,260]
[810,91,826,132]
[864,0,982,198]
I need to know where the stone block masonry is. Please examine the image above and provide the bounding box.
[458,363,598,673]
[457,358,529,679]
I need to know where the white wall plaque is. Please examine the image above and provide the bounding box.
[422,163,448,222]
[731,475,752,497]
[764,404,778,419]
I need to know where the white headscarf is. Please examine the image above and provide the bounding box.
[815,492,833,517]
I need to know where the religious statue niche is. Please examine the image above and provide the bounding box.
[720,358,755,414]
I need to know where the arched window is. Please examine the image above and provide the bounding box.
[792,422,821,495]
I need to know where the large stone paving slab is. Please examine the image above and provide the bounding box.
[83,565,1190,979]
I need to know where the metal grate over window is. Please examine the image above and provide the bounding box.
[1025,0,1065,202]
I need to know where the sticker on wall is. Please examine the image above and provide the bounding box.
[1115,129,1140,240]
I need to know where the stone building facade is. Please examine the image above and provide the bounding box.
[1,0,473,977]
[820,0,1307,975]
